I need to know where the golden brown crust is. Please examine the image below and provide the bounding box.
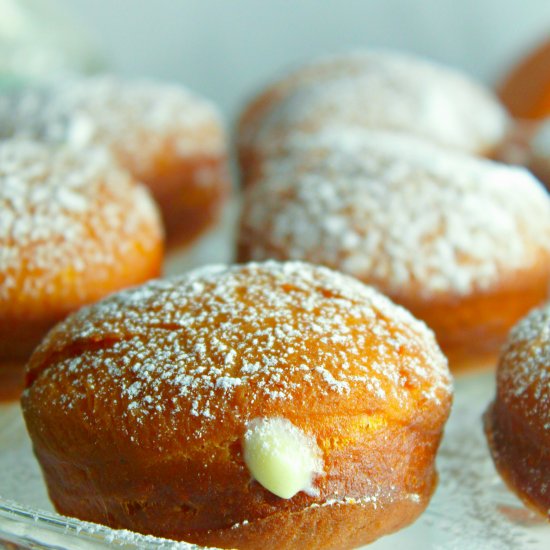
[141,152,230,250]
[189,488,431,550]
[498,38,550,120]
[393,263,550,369]
[32,413,440,549]
[484,402,549,519]
[22,262,452,547]
[0,141,163,400]
[484,304,550,518]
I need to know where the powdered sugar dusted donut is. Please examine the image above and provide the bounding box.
[238,129,550,369]
[237,50,509,185]
[0,140,163,400]
[0,76,230,248]
[22,261,451,549]
[484,303,550,518]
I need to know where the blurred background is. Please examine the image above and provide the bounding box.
[1,0,550,120]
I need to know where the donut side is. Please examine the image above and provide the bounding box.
[484,304,550,518]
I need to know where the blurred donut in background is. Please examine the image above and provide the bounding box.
[237,50,509,186]
[0,76,231,250]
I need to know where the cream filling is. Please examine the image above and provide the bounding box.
[243,417,324,499]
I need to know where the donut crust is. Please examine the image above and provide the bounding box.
[484,304,550,518]
[498,38,550,120]
[139,150,230,250]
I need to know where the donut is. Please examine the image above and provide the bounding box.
[237,50,509,185]
[498,37,550,120]
[484,303,550,518]
[0,76,230,249]
[527,118,550,190]
[238,130,550,370]
[21,261,452,549]
[0,140,163,401]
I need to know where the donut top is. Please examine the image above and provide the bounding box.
[241,129,550,298]
[0,140,161,303]
[499,303,550,431]
[247,50,508,157]
[0,76,226,175]
[26,262,451,444]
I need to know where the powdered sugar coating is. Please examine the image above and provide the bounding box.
[0,139,162,306]
[26,261,451,443]
[239,129,550,297]
[0,76,226,176]
[244,50,508,159]
[498,303,550,431]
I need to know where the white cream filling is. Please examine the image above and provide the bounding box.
[243,417,324,499]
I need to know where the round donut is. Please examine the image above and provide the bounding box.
[0,76,230,249]
[237,50,509,185]
[484,303,550,518]
[21,261,452,549]
[498,38,550,120]
[238,129,550,370]
[0,139,163,400]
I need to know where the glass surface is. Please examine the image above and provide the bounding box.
[1,204,548,549]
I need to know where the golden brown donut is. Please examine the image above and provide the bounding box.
[498,37,550,120]
[237,50,509,185]
[22,261,452,549]
[0,140,163,401]
[484,303,550,519]
[0,76,231,249]
[238,130,550,371]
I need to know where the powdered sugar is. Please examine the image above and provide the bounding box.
[0,76,225,176]
[0,139,161,304]
[26,261,451,442]
[239,129,550,297]
[498,303,550,430]
[242,50,508,160]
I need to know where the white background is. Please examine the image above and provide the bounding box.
[59,1,550,120]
